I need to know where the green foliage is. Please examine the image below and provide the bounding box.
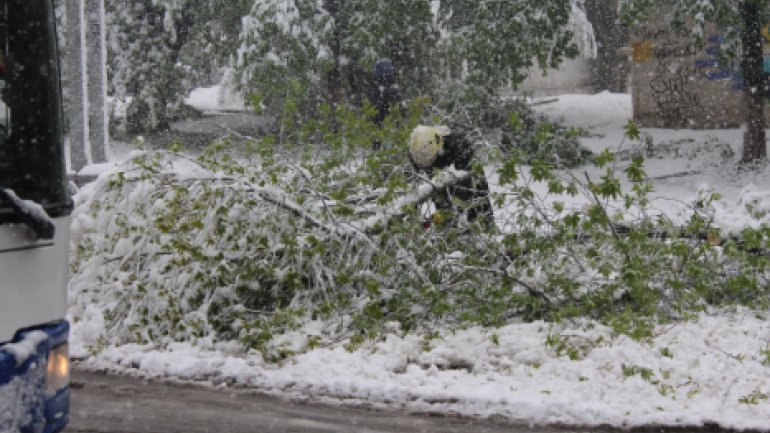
[107,2,182,132]
[234,0,437,117]
[622,364,655,381]
[618,0,770,81]
[70,99,504,359]
[739,389,769,405]
[546,333,590,360]
[762,345,770,366]
[106,0,253,133]
[622,363,682,396]
[511,110,592,168]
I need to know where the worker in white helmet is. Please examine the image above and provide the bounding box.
[408,124,493,226]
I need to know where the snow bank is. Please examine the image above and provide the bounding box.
[75,311,770,430]
[186,85,246,113]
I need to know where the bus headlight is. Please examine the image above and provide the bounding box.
[45,343,69,395]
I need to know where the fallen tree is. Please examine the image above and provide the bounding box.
[69,113,770,359]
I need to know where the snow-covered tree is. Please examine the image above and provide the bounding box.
[233,0,322,116]
[178,0,253,87]
[69,113,770,355]
[619,0,770,164]
[234,0,437,116]
[107,1,192,132]
[435,0,579,92]
[234,0,582,118]
[107,0,251,133]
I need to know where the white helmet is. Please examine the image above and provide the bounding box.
[409,125,450,168]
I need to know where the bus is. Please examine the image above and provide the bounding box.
[0,0,71,432]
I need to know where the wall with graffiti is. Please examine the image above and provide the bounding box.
[629,12,759,129]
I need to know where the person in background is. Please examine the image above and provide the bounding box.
[408,124,494,226]
[367,58,403,127]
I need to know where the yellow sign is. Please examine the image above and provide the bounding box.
[632,40,653,63]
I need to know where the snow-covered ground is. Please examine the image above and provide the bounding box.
[70,92,770,430]
[534,93,770,230]
[186,84,248,114]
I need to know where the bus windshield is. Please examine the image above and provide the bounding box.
[0,0,68,218]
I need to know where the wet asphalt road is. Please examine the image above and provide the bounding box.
[65,369,546,433]
[63,369,759,433]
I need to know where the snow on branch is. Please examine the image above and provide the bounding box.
[350,168,472,233]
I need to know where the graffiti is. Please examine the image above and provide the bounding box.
[694,34,743,91]
[644,30,747,125]
[649,61,700,126]
[652,39,698,59]
[632,39,698,64]
[632,18,770,126]
[640,36,704,125]
[634,23,669,41]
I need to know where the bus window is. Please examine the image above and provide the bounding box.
[0,0,68,217]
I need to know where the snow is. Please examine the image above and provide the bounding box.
[0,374,44,433]
[1,332,46,367]
[70,91,770,429]
[0,331,47,433]
[186,84,247,113]
[73,312,770,429]
[517,92,770,234]
[75,161,121,178]
[0,188,56,238]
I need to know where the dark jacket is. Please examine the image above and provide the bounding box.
[370,84,402,125]
[420,131,493,225]
[434,133,474,171]
[367,59,402,125]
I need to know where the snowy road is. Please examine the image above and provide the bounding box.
[64,369,750,433]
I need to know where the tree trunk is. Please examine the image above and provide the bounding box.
[584,0,630,93]
[65,0,88,171]
[85,0,107,163]
[325,0,343,108]
[741,1,767,164]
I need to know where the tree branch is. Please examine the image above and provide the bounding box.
[349,168,472,232]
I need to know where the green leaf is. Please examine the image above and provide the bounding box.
[498,157,519,184]
[624,120,641,141]
[509,112,524,132]
[594,149,615,168]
